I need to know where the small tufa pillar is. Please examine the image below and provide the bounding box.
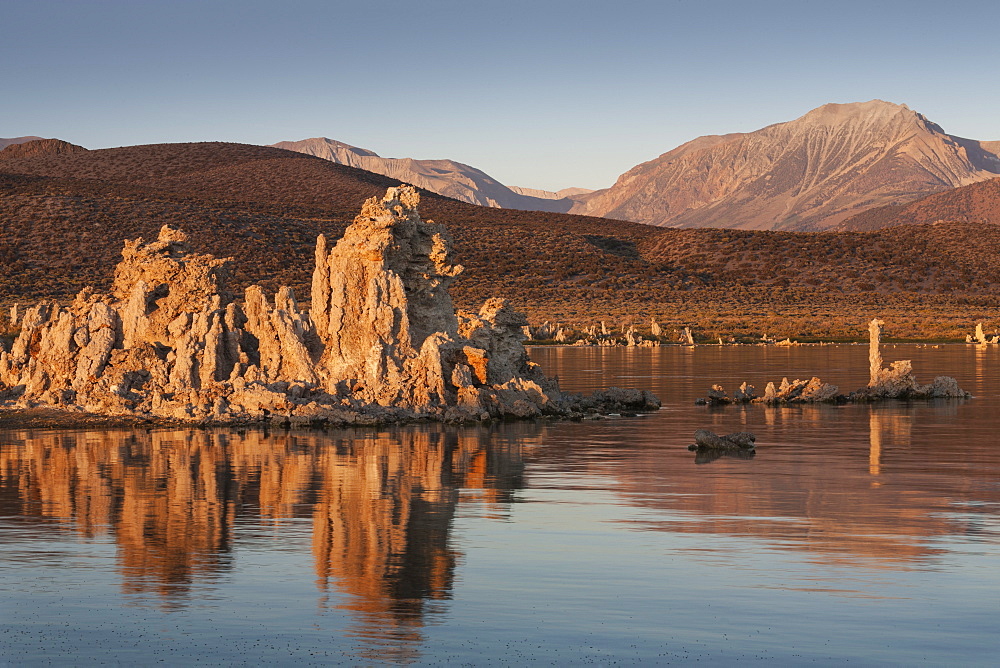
[868,318,884,387]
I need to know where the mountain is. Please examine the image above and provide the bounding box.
[0,138,87,160]
[271,137,582,213]
[3,140,1000,340]
[838,176,1000,231]
[571,100,1000,231]
[0,136,44,150]
[508,185,594,199]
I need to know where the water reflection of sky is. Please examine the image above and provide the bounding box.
[2,346,1000,663]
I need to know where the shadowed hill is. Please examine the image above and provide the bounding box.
[2,141,1000,340]
[838,177,1000,231]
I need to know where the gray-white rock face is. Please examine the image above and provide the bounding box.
[0,186,659,424]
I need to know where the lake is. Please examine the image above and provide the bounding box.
[2,344,999,665]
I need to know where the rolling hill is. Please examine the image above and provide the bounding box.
[0,138,88,160]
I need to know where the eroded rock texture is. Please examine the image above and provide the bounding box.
[698,318,968,405]
[0,186,659,424]
[855,318,968,400]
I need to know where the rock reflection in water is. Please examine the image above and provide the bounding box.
[0,425,525,650]
[524,399,997,569]
[693,448,756,465]
[868,405,914,476]
[310,426,523,660]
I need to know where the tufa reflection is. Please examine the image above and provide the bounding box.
[0,425,524,642]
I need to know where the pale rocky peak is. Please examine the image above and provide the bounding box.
[796,99,910,126]
[572,100,1000,231]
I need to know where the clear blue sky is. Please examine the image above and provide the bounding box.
[3,0,998,190]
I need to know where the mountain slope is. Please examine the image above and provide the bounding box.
[271,137,581,213]
[508,185,594,199]
[838,176,1000,231]
[572,100,1000,231]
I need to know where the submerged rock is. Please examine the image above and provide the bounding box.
[687,429,756,452]
[0,186,660,424]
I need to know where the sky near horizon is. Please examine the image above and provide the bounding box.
[3,0,999,191]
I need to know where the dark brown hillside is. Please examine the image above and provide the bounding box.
[838,177,1000,231]
[2,141,999,340]
[0,138,88,161]
[637,222,1000,294]
[0,142,665,307]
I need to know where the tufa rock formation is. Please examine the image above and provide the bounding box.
[854,319,969,400]
[0,186,659,424]
[965,322,999,345]
[687,429,757,464]
[699,318,968,405]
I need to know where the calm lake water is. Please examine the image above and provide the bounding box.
[2,344,1000,665]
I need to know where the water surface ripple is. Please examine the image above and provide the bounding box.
[2,345,999,664]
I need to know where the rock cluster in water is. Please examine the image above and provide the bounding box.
[523,320,662,347]
[965,322,999,345]
[0,186,659,424]
[699,318,969,405]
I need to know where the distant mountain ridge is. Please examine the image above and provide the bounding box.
[507,185,594,200]
[0,138,87,160]
[0,136,44,150]
[571,100,1000,231]
[271,137,586,213]
[13,101,999,232]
